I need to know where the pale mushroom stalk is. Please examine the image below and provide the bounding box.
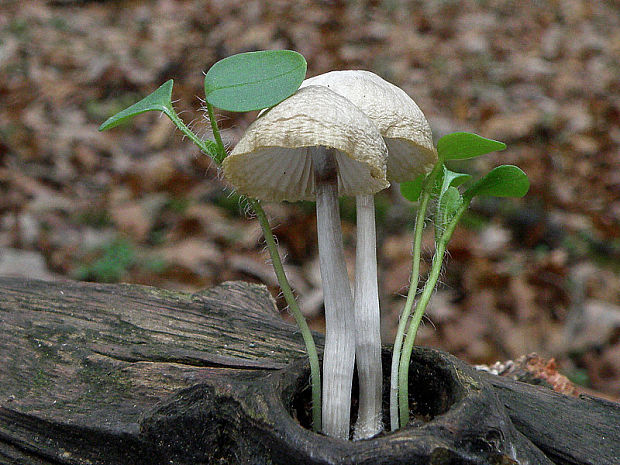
[353,194,383,439]
[312,146,356,440]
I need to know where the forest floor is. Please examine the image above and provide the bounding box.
[1,0,618,399]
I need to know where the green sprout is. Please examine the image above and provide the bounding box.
[99,50,322,433]
[393,132,529,429]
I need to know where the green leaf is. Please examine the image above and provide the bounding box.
[464,165,530,199]
[99,80,174,131]
[437,132,506,161]
[400,174,425,202]
[436,186,462,240]
[435,166,470,238]
[436,166,472,197]
[204,50,307,112]
[98,80,223,163]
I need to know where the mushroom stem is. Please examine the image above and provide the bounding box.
[312,146,356,439]
[353,194,383,439]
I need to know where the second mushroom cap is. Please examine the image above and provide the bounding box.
[300,70,437,182]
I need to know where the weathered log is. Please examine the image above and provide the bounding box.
[0,278,618,464]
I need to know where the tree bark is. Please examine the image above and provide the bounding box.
[0,277,618,464]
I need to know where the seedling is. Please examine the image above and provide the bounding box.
[99,50,323,433]
[393,132,529,429]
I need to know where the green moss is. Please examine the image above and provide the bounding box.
[78,359,133,396]
[141,285,194,302]
[25,330,63,362]
[110,316,146,338]
[32,369,52,389]
[240,390,272,425]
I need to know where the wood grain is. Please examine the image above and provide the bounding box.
[0,277,617,464]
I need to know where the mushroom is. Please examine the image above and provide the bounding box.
[301,70,437,438]
[222,85,388,439]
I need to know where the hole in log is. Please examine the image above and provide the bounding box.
[404,351,460,425]
[285,349,463,435]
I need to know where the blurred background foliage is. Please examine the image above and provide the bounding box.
[1,0,618,398]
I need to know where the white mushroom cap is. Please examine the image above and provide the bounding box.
[222,85,389,202]
[301,70,437,182]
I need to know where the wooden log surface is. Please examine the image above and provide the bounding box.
[0,277,618,464]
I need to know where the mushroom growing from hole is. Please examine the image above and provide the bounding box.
[301,70,437,439]
[222,85,388,439]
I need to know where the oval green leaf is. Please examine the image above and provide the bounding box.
[437,132,506,161]
[99,80,174,131]
[204,50,307,112]
[400,174,425,202]
[464,165,529,199]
